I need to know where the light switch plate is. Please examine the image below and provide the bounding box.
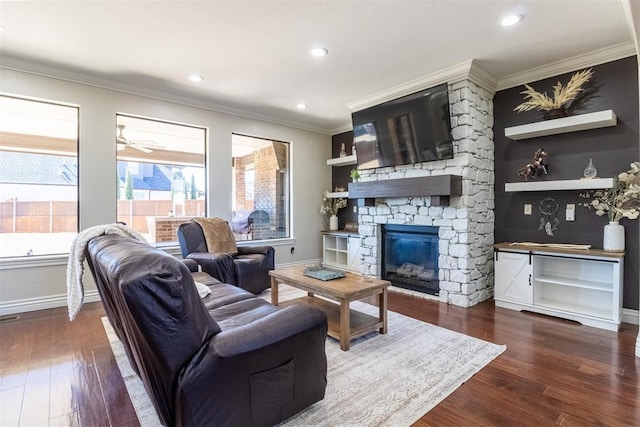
[524,204,532,215]
[566,204,575,221]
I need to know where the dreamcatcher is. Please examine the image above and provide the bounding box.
[538,197,559,236]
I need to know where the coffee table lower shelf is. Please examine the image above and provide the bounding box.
[280,296,384,347]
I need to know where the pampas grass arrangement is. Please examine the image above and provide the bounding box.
[514,68,593,114]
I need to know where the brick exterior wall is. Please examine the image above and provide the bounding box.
[147,216,193,243]
[234,142,287,239]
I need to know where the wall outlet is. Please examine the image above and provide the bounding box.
[566,204,575,221]
[353,205,357,213]
[524,204,532,215]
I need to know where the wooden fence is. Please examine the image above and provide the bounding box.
[0,199,205,234]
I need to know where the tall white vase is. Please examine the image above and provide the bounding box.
[329,215,339,231]
[603,221,625,252]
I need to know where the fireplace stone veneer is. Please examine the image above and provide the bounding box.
[356,80,495,308]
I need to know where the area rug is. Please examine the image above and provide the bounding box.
[102,285,506,426]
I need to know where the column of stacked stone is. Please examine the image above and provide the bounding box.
[356,79,495,308]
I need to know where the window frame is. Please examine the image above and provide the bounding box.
[0,94,80,259]
[231,133,291,242]
[115,113,207,247]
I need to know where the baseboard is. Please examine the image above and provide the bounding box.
[622,308,639,325]
[0,290,101,316]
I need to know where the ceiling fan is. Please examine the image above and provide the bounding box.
[116,124,161,153]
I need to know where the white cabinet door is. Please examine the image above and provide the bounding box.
[347,236,361,272]
[495,251,533,304]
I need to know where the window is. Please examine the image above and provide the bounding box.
[116,115,206,245]
[0,95,79,258]
[231,134,289,241]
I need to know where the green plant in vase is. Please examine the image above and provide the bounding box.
[350,169,361,182]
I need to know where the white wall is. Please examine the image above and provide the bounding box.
[0,68,331,314]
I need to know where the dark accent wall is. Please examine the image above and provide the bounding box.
[494,56,639,310]
[331,131,358,229]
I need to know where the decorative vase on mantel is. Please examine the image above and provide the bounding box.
[603,221,625,252]
[329,215,339,231]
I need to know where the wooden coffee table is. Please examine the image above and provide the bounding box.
[269,266,389,351]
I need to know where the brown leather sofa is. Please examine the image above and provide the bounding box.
[85,234,328,427]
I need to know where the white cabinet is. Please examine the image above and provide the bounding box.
[323,232,360,273]
[494,251,532,305]
[494,243,624,331]
[347,236,361,272]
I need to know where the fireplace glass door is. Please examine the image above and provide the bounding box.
[381,224,439,295]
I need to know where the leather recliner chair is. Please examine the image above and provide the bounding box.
[85,234,328,427]
[177,221,274,294]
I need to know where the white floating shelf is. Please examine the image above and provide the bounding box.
[327,191,349,198]
[505,110,617,140]
[326,154,357,167]
[505,178,614,192]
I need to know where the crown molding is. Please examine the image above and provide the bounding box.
[620,0,640,56]
[467,61,501,95]
[346,59,499,113]
[496,42,637,91]
[0,57,333,135]
[329,122,354,135]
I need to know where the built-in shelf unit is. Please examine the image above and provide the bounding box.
[322,231,361,273]
[505,177,614,192]
[505,109,617,140]
[326,155,357,167]
[327,191,349,198]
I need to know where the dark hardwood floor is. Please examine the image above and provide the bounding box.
[1,292,638,426]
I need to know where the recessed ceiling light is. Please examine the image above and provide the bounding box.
[296,103,307,110]
[188,75,204,82]
[500,14,523,27]
[311,47,328,57]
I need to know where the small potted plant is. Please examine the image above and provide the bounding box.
[350,169,361,182]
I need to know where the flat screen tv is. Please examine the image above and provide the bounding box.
[352,83,453,170]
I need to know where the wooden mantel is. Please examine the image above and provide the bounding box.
[348,175,462,206]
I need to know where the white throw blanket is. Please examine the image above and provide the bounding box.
[66,223,147,321]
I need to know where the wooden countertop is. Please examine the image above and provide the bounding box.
[494,242,625,258]
[321,230,360,236]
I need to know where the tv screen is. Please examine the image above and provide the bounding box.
[352,83,453,170]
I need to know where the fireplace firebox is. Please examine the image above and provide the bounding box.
[381,224,439,295]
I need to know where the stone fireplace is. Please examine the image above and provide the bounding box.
[352,72,495,308]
